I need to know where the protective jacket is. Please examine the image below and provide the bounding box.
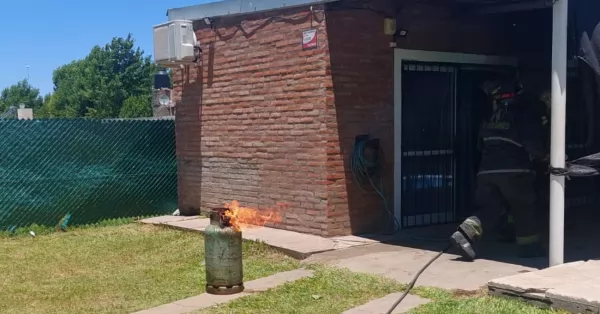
[477,98,546,175]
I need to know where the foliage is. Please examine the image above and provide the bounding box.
[39,34,157,118]
[0,79,44,114]
[119,94,153,118]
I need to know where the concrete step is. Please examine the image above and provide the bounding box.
[140,216,378,259]
[488,260,600,313]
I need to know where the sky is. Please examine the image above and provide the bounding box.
[0,0,211,95]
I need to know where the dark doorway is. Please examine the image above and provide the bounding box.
[454,66,516,220]
[400,61,516,228]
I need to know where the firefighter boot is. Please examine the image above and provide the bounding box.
[450,216,482,261]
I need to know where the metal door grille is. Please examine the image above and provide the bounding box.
[401,62,457,227]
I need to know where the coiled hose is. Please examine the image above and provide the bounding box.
[350,138,400,234]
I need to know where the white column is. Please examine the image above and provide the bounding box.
[549,0,568,266]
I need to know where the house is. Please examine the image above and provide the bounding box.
[167,0,600,260]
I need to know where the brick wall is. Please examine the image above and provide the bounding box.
[173,0,518,236]
[173,66,203,216]
[324,5,395,236]
[322,0,511,236]
[173,6,332,235]
[393,2,510,55]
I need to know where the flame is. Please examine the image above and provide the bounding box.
[223,200,285,232]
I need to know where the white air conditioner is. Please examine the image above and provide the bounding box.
[153,20,200,68]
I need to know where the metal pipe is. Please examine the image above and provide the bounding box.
[549,0,568,266]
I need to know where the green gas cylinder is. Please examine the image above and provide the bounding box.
[204,208,244,295]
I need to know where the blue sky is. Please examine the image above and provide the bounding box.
[0,0,210,95]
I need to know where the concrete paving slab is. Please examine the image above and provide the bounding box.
[331,235,381,250]
[488,261,587,293]
[140,216,377,259]
[343,293,430,314]
[547,282,600,313]
[167,219,210,232]
[139,215,201,225]
[241,226,337,259]
[488,260,600,313]
[132,269,314,314]
[305,243,537,291]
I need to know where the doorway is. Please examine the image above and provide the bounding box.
[393,49,518,228]
[454,66,517,221]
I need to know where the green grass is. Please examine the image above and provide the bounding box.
[0,221,570,314]
[196,266,405,314]
[0,216,141,237]
[196,266,565,314]
[0,223,299,314]
[408,287,568,314]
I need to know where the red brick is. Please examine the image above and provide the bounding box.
[174,6,331,235]
[175,0,513,236]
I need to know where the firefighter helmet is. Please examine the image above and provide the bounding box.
[481,79,523,104]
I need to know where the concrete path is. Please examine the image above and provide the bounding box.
[142,216,537,291]
[304,242,537,291]
[343,293,430,314]
[488,260,600,313]
[132,269,314,314]
[139,215,600,313]
[140,216,378,259]
[139,216,201,224]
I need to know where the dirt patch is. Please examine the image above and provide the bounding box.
[452,287,487,298]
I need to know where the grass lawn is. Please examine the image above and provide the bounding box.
[197,266,566,314]
[0,223,299,314]
[409,287,568,314]
[196,266,405,314]
[0,222,570,314]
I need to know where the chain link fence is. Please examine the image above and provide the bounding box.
[0,118,177,230]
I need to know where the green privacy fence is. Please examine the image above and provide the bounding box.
[0,118,177,231]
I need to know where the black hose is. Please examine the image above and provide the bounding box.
[385,244,452,314]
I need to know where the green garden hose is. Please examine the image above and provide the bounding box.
[350,137,399,234]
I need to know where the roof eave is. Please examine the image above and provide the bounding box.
[167,0,340,21]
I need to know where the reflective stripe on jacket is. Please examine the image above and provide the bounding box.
[477,101,545,174]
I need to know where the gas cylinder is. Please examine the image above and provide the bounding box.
[204,208,244,295]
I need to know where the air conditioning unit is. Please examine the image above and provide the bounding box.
[153,20,201,68]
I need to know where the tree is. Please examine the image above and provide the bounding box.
[0,80,44,114]
[119,95,153,118]
[42,34,156,118]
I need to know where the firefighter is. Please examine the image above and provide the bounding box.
[450,79,547,260]
[496,88,551,243]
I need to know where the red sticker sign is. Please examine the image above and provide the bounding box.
[302,29,318,50]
